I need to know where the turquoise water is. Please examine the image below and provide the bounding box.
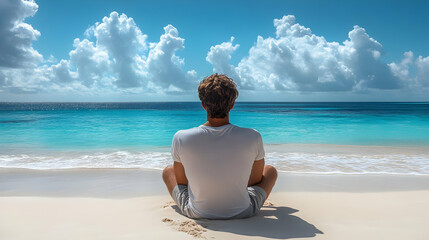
[1,102,428,173]
[1,102,429,151]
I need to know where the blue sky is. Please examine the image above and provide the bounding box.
[28,0,429,70]
[1,0,429,101]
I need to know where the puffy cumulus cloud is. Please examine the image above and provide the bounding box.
[416,56,429,87]
[0,71,5,87]
[389,51,429,88]
[54,11,148,89]
[0,0,42,68]
[51,60,74,84]
[207,15,409,92]
[90,12,147,88]
[64,13,196,91]
[1,9,197,94]
[1,63,93,94]
[389,51,414,82]
[206,37,240,82]
[147,25,197,91]
[344,26,401,90]
[0,65,52,93]
[68,38,110,87]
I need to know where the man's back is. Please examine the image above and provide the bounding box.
[172,123,265,219]
[163,73,277,220]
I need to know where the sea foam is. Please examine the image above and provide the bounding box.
[1,150,428,175]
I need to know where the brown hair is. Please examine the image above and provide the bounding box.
[198,74,238,118]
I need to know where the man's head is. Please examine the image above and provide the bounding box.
[198,74,239,118]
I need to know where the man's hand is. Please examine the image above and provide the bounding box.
[248,158,264,186]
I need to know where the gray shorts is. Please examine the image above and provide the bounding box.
[171,184,267,219]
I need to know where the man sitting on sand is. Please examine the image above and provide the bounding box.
[162,74,277,219]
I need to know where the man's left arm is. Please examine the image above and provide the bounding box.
[174,161,188,185]
[172,131,188,186]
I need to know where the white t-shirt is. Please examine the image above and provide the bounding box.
[171,123,265,219]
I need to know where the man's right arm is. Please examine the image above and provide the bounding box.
[248,158,264,186]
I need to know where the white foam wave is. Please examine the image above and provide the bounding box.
[0,151,171,170]
[266,152,429,175]
[0,151,428,175]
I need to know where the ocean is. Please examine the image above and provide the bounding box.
[1,102,428,174]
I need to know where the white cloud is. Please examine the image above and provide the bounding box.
[0,7,197,94]
[207,15,408,92]
[0,0,42,68]
[206,36,241,84]
[0,65,51,93]
[68,38,110,87]
[345,25,401,90]
[389,51,429,88]
[57,12,148,89]
[147,24,197,91]
[389,51,413,80]
[91,12,147,88]
[51,60,74,83]
[416,55,429,87]
[0,71,5,87]
[54,12,196,92]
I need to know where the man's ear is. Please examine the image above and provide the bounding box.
[201,102,206,110]
[230,101,235,110]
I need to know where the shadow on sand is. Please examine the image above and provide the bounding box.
[172,205,323,239]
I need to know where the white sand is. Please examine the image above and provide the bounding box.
[1,169,429,240]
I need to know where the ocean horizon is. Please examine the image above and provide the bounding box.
[1,102,428,175]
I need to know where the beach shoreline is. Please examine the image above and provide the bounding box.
[1,168,429,197]
[1,168,429,239]
[2,143,429,175]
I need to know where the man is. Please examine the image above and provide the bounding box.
[162,74,277,219]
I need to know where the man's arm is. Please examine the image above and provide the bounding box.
[174,161,188,185]
[248,158,264,186]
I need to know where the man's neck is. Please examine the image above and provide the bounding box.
[203,116,230,127]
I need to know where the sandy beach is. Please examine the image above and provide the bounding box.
[1,168,429,240]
